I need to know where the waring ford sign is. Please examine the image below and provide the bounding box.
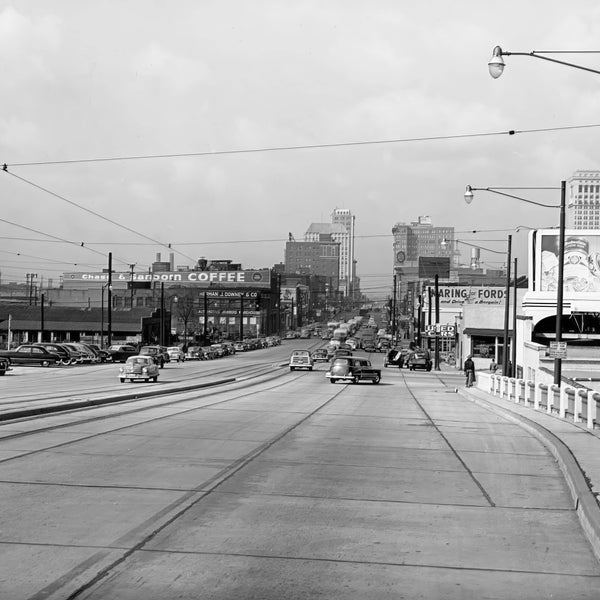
[436,286,506,305]
[65,270,271,287]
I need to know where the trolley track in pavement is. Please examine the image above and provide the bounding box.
[0,366,322,451]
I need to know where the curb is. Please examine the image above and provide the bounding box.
[460,388,600,563]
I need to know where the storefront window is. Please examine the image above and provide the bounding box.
[471,335,495,359]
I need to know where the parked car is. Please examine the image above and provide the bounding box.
[85,343,112,362]
[34,343,79,365]
[0,345,61,367]
[0,356,10,375]
[406,348,432,371]
[326,357,381,384]
[167,346,185,362]
[63,342,100,363]
[210,343,227,358]
[289,349,314,371]
[311,348,329,363]
[202,346,217,359]
[363,341,378,353]
[107,344,139,363]
[233,341,247,352]
[118,355,159,383]
[139,345,167,368]
[185,345,203,360]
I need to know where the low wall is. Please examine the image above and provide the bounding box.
[475,372,600,430]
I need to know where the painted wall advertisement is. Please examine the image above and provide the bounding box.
[535,230,600,293]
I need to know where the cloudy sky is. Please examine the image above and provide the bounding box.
[1,1,599,301]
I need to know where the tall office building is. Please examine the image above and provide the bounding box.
[305,208,356,296]
[567,170,600,229]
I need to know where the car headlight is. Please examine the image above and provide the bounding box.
[142,367,148,373]
[119,367,124,373]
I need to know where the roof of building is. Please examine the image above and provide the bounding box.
[305,222,347,235]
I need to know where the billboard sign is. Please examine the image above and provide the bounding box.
[436,286,506,305]
[418,256,450,279]
[535,230,600,293]
[64,269,271,288]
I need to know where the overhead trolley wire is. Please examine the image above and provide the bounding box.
[4,123,600,168]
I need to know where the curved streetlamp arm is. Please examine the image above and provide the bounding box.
[466,186,560,208]
[503,50,600,76]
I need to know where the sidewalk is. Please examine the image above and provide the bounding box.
[460,382,600,561]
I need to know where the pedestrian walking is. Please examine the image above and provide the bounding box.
[489,359,497,373]
[464,355,475,387]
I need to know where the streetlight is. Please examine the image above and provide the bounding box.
[488,46,600,79]
[464,184,565,384]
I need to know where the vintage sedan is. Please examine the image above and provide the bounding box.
[326,357,381,384]
[139,345,167,368]
[406,348,433,371]
[311,348,329,363]
[0,345,62,367]
[289,349,314,371]
[107,344,139,363]
[119,355,159,383]
[167,346,185,362]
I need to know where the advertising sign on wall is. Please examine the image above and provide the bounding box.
[436,286,506,305]
[535,229,600,293]
[64,270,271,288]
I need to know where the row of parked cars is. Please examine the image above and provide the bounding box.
[0,342,112,368]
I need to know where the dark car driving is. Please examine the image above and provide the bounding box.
[406,348,432,371]
[326,357,381,384]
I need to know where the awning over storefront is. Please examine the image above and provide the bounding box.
[463,328,513,337]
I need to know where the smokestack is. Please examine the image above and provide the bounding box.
[470,247,480,270]
[156,253,161,262]
[170,253,175,271]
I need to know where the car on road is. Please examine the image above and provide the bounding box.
[331,348,353,362]
[118,355,159,383]
[139,345,167,368]
[406,348,432,371]
[210,343,227,358]
[289,349,314,371]
[326,357,381,384]
[384,348,408,368]
[167,346,185,362]
[107,344,139,363]
[311,348,329,363]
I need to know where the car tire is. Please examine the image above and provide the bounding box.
[120,378,125,383]
[309,367,313,371]
[290,366,295,371]
[41,360,50,367]
[372,375,381,384]
[353,376,360,384]
[153,376,158,382]
[329,378,336,384]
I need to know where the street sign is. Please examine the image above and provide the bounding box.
[424,324,456,338]
[548,341,567,359]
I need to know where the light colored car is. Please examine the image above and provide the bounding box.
[119,355,159,383]
[167,346,185,362]
[185,345,203,360]
[289,349,314,371]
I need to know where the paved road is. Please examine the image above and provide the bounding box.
[1,357,599,598]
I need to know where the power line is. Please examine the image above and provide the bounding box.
[4,123,599,168]
[3,169,198,264]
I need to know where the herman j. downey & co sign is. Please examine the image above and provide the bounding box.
[64,269,271,287]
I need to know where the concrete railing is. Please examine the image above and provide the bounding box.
[480,372,599,430]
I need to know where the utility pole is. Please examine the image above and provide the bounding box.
[107,253,113,347]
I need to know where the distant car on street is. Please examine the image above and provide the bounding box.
[119,355,159,383]
[289,349,314,371]
[139,345,167,368]
[406,348,432,371]
[311,348,329,363]
[107,344,139,363]
[167,346,185,362]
